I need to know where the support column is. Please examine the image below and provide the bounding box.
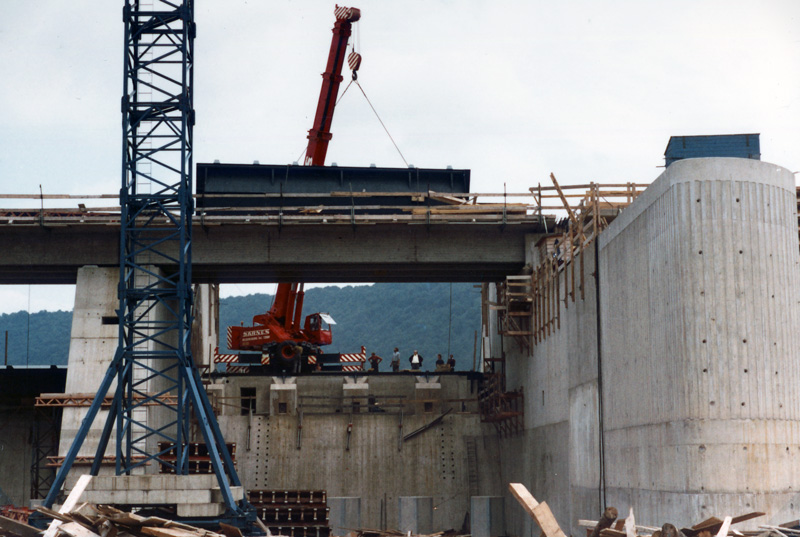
[58,266,120,486]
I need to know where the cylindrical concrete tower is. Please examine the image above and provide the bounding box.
[598,157,800,526]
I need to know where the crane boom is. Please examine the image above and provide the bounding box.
[304,4,361,166]
[227,6,359,373]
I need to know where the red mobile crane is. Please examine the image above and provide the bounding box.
[226,5,361,372]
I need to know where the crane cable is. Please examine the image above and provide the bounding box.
[354,79,409,168]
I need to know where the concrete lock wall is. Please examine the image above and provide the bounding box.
[597,158,800,527]
[498,243,602,537]
[499,157,800,534]
[215,374,502,531]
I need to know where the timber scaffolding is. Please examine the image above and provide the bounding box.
[0,190,549,226]
[478,180,647,436]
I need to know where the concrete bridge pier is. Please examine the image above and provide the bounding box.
[59,266,122,487]
[59,266,218,488]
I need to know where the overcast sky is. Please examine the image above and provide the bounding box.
[1,0,798,314]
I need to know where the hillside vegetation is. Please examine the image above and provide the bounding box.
[1,283,482,371]
[220,283,481,371]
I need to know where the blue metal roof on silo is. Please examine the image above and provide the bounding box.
[664,134,760,166]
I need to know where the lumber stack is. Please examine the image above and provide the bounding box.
[247,490,329,537]
[578,507,774,537]
[19,504,226,537]
[346,530,466,537]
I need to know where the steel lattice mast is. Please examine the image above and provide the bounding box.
[44,0,245,517]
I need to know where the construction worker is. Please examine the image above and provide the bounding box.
[368,352,382,372]
[409,351,423,370]
[435,354,447,372]
[390,347,400,372]
[447,354,456,371]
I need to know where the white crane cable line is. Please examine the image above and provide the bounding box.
[354,79,409,168]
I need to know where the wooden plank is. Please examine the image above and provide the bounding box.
[0,514,43,537]
[58,522,101,537]
[684,513,765,537]
[533,503,567,537]
[141,527,220,537]
[217,524,243,537]
[508,483,539,513]
[549,173,579,227]
[43,474,92,537]
[507,483,566,537]
[624,507,637,537]
[715,517,732,537]
[730,513,766,526]
[579,520,659,533]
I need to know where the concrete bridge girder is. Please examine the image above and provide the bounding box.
[0,223,541,284]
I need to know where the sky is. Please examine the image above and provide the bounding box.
[0,0,798,314]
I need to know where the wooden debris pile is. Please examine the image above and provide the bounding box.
[34,504,229,537]
[578,506,781,537]
[508,482,795,537]
[345,530,466,537]
[0,506,35,525]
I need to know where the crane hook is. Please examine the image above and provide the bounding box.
[348,50,362,81]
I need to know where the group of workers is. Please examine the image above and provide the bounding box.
[365,349,455,372]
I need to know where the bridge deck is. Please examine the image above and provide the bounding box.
[0,192,550,284]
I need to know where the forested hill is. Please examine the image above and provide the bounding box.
[0,310,73,366]
[220,283,481,370]
[0,283,482,371]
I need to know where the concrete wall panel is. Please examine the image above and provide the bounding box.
[598,158,800,527]
[217,375,496,531]
[499,242,601,537]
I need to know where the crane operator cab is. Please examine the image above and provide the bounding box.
[305,313,335,346]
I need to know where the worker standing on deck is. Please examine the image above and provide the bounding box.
[391,348,400,372]
[368,352,382,372]
[435,354,447,372]
[409,350,423,370]
[447,354,456,371]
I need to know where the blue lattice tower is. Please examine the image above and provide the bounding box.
[43,1,246,520]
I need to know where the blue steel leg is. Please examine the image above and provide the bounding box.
[183,366,239,513]
[43,347,122,508]
[191,367,244,488]
[90,394,119,476]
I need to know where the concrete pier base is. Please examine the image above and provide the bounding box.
[398,496,433,535]
[329,497,361,537]
[81,475,244,517]
[470,496,504,537]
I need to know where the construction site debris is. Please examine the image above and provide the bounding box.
[589,507,619,537]
[0,504,233,537]
[343,529,466,537]
[0,514,40,537]
[508,483,567,537]
[33,504,225,537]
[578,508,767,537]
